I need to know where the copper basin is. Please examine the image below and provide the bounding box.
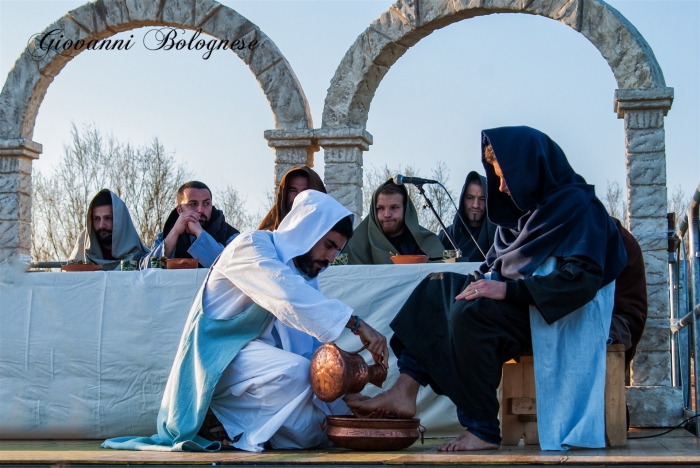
[323,416,423,451]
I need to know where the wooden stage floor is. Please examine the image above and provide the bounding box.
[0,429,697,466]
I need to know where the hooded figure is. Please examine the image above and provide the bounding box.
[347,127,627,452]
[103,190,389,453]
[343,180,444,264]
[69,189,149,270]
[439,171,496,261]
[258,166,327,231]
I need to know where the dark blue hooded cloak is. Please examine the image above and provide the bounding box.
[481,126,626,287]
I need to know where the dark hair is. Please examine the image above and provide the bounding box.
[378,180,407,206]
[92,190,112,208]
[177,181,212,204]
[287,169,310,181]
[330,215,354,240]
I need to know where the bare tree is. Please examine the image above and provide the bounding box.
[668,184,688,225]
[31,124,194,261]
[219,185,259,232]
[603,180,628,226]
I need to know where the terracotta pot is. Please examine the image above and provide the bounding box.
[61,264,103,272]
[323,416,424,451]
[166,258,199,269]
[309,343,387,402]
[389,255,429,264]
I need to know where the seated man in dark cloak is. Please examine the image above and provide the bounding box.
[349,127,627,451]
[343,180,444,264]
[142,181,239,268]
[609,217,648,371]
[258,166,327,231]
[439,171,496,261]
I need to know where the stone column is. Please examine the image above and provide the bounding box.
[615,87,682,426]
[316,128,373,221]
[0,139,41,265]
[263,129,319,194]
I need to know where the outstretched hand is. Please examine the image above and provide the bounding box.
[455,279,506,301]
[355,320,389,368]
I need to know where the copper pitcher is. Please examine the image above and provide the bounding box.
[309,343,387,402]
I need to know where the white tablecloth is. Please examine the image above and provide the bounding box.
[0,262,480,439]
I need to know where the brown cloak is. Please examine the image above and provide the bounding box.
[258,166,327,231]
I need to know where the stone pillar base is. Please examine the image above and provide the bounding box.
[0,139,41,264]
[626,385,684,427]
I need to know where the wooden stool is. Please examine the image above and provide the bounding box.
[499,344,627,447]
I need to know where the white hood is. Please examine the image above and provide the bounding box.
[272,190,353,265]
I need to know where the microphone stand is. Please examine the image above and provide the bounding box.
[413,183,461,258]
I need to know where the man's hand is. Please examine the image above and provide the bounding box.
[186,218,204,237]
[163,211,202,257]
[455,279,506,301]
[352,319,389,368]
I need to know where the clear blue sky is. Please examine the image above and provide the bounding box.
[1,0,698,215]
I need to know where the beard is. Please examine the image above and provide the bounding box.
[294,250,329,278]
[96,229,112,247]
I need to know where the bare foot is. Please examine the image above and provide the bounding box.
[346,373,419,418]
[437,431,499,451]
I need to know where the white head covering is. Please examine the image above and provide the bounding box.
[272,190,354,265]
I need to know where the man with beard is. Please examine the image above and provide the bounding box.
[439,172,497,261]
[142,181,239,268]
[258,166,327,231]
[343,180,444,264]
[69,189,149,270]
[103,190,389,452]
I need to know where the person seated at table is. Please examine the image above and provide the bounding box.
[608,217,648,371]
[69,189,149,271]
[142,181,239,268]
[439,171,496,261]
[102,190,389,453]
[348,126,627,452]
[258,166,327,231]
[343,180,444,264]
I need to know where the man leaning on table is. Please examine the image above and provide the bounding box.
[141,181,239,269]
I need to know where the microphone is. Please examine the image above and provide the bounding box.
[393,174,439,186]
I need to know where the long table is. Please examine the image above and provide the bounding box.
[0,262,480,439]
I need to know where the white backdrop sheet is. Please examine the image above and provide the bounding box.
[0,262,480,439]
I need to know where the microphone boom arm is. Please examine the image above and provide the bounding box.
[413,183,461,258]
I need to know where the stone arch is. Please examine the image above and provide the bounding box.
[0,0,316,262]
[0,0,312,139]
[322,0,666,129]
[318,0,677,426]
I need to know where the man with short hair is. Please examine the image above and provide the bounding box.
[103,190,389,452]
[439,172,496,261]
[258,166,327,231]
[69,189,149,270]
[343,180,444,264]
[142,181,239,268]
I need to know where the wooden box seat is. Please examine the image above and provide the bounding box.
[499,344,627,447]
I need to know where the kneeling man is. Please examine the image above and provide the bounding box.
[104,190,388,452]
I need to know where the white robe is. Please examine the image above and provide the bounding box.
[200,192,354,452]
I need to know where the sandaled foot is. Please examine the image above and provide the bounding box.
[437,431,499,451]
[346,374,419,418]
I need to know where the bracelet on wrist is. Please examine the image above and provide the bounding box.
[352,315,362,334]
